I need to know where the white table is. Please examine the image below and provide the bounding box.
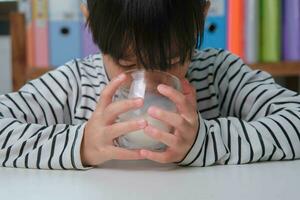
[0,160,299,200]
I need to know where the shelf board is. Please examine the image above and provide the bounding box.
[26,62,300,81]
[249,62,300,77]
[27,67,51,80]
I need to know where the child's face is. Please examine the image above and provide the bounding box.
[103,54,191,81]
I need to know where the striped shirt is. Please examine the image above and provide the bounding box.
[1,48,300,170]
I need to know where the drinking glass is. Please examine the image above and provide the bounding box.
[114,69,182,151]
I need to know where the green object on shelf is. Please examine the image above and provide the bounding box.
[260,0,281,62]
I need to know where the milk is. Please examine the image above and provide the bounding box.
[117,93,176,151]
[118,113,170,150]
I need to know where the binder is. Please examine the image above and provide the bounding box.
[49,0,82,67]
[283,0,300,61]
[227,0,244,59]
[245,0,259,63]
[32,0,49,68]
[260,0,281,62]
[81,17,99,57]
[201,0,227,50]
[18,0,34,68]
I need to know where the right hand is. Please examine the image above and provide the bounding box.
[81,73,147,166]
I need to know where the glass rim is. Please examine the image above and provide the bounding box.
[123,68,180,82]
[118,69,181,93]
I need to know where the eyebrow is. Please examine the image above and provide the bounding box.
[119,63,137,68]
[119,58,181,67]
[117,58,137,67]
[171,60,181,65]
[121,55,180,62]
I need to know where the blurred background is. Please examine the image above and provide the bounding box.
[0,0,300,95]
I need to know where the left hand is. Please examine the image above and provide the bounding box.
[140,79,199,163]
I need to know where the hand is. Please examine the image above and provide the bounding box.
[81,74,147,166]
[140,79,199,163]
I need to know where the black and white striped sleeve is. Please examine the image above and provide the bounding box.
[178,51,300,166]
[0,61,88,170]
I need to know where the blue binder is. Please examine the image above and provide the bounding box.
[49,22,81,67]
[49,0,82,67]
[201,0,227,49]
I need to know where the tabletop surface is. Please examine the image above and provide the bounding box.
[0,160,299,200]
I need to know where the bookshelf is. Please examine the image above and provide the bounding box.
[251,63,300,92]
[250,62,300,76]
[26,62,300,77]
[10,12,300,91]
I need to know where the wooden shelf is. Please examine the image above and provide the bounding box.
[26,62,300,80]
[27,67,51,80]
[249,62,300,77]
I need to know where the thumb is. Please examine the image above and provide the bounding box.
[181,79,197,109]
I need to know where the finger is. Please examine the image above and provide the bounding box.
[144,125,181,148]
[111,147,144,160]
[140,149,175,164]
[181,79,197,109]
[157,84,193,117]
[107,119,147,140]
[103,98,143,124]
[148,106,189,133]
[97,73,127,111]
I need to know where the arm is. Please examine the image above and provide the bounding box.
[178,51,300,166]
[0,60,87,169]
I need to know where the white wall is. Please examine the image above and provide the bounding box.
[0,36,12,94]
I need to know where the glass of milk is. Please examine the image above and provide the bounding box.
[114,69,182,151]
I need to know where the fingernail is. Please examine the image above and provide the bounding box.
[141,150,148,157]
[183,79,190,85]
[157,84,168,92]
[148,107,157,116]
[134,99,143,106]
[117,73,126,80]
[138,119,147,128]
[144,126,151,134]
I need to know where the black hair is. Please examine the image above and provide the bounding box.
[87,0,206,71]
